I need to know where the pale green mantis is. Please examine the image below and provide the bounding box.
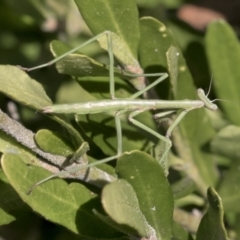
[23,31,218,193]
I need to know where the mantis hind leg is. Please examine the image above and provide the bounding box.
[21,31,113,72]
[107,31,123,156]
[129,108,190,175]
[128,109,172,175]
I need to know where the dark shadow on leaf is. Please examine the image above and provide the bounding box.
[79,114,158,157]
[75,197,126,238]
[0,179,30,221]
[143,65,169,100]
[75,197,144,239]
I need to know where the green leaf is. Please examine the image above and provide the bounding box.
[35,129,74,157]
[102,179,151,237]
[0,170,30,225]
[218,160,240,212]
[161,0,189,8]
[50,40,111,77]
[174,208,201,233]
[172,222,194,240]
[54,54,135,85]
[79,112,156,158]
[211,125,240,160]
[196,187,228,240]
[50,39,73,57]
[139,17,175,93]
[74,0,140,59]
[116,151,174,239]
[139,17,218,192]
[171,177,196,199]
[174,194,204,208]
[51,115,84,146]
[136,0,163,8]
[50,40,136,100]
[0,66,83,146]
[1,153,120,238]
[232,214,240,238]
[205,20,240,125]
[0,130,40,166]
[97,31,139,68]
[55,79,95,104]
[167,45,179,97]
[53,50,128,81]
[56,54,110,77]
[0,65,84,148]
[0,65,52,110]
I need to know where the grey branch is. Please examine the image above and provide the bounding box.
[0,109,115,187]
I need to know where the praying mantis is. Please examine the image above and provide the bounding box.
[23,31,218,193]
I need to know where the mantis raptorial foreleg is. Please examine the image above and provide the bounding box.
[24,31,218,193]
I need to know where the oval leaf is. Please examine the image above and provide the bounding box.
[171,177,196,200]
[56,54,110,77]
[218,160,240,212]
[0,170,30,225]
[74,0,140,59]
[116,150,174,240]
[0,65,52,110]
[211,125,240,160]
[1,153,120,238]
[139,17,218,191]
[102,179,151,238]
[35,129,74,157]
[205,20,240,125]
